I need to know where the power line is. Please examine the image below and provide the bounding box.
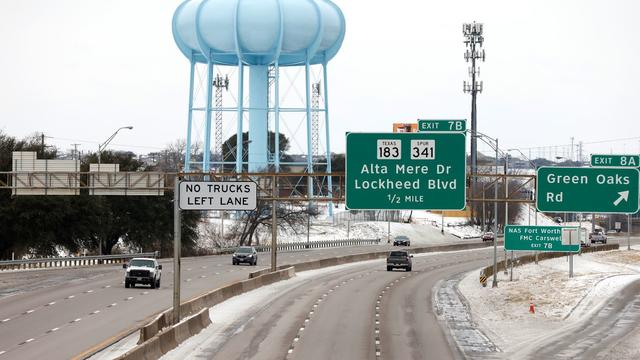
[44,135,165,150]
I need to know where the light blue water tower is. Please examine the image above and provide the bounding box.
[172,0,345,201]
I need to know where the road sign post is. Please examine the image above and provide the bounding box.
[346,132,466,210]
[536,167,640,214]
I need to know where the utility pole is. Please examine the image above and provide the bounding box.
[463,22,485,218]
[72,144,81,161]
[213,74,229,170]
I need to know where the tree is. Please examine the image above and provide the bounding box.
[221,131,290,172]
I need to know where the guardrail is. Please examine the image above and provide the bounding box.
[0,252,158,271]
[210,238,382,255]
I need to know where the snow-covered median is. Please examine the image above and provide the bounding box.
[457,248,640,356]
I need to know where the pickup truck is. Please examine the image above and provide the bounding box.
[386,250,412,272]
[123,258,162,289]
[589,232,607,244]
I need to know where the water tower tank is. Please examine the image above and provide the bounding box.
[172,0,345,178]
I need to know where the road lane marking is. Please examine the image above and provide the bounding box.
[186,279,192,282]
[90,310,100,315]
[19,338,34,345]
[47,327,59,333]
[0,350,5,355]
[45,302,55,306]
[23,310,34,315]
[84,290,94,293]
[66,295,75,299]
[200,275,206,278]
[125,297,134,301]
[103,285,111,289]
[70,318,82,323]
[141,291,149,295]
[108,303,117,308]
[1,318,10,323]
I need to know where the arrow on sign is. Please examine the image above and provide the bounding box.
[613,191,630,206]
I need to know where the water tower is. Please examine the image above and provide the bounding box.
[172,0,346,200]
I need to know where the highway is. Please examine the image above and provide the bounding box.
[0,229,469,360]
[161,247,495,360]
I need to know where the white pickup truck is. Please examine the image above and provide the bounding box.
[589,231,607,245]
[123,258,162,289]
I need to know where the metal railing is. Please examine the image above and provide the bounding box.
[212,238,381,254]
[0,252,158,271]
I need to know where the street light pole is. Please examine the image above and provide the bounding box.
[96,126,133,255]
[493,138,499,288]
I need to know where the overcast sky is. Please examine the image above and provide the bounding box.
[1,0,639,159]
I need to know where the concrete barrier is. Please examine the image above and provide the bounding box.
[117,308,211,360]
[137,266,296,344]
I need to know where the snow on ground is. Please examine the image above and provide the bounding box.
[457,249,640,354]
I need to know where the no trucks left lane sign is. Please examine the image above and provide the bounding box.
[179,181,257,211]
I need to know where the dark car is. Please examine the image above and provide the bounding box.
[386,250,412,272]
[232,246,258,266]
[393,235,410,246]
[482,232,495,242]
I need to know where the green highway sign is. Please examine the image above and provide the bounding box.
[591,154,639,168]
[345,132,466,210]
[418,119,466,132]
[536,167,640,214]
[504,225,580,252]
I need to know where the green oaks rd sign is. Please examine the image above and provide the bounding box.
[505,225,580,252]
[345,132,466,210]
[591,154,640,168]
[536,167,640,214]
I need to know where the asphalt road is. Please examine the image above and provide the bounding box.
[164,247,495,360]
[0,230,469,360]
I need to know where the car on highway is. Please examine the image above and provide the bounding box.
[393,235,411,246]
[386,250,412,272]
[482,232,495,242]
[589,230,607,244]
[123,258,162,289]
[232,246,258,266]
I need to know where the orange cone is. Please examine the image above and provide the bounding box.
[529,302,535,314]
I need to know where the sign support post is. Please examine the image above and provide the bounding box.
[628,214,632,251]
[271,175,277,272]
[173,178,182,325]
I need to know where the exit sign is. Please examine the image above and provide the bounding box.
[418,119,466,132]
[591,154,639,168]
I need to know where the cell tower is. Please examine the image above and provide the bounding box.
[311,82,321,158]
[212,74,229,170]
[463,22,485,177]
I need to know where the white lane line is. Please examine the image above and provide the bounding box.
[186,279,192,282]
[90,310,100,315]
[201,266,207,269]
[141,291,149,295]
[47,327,59,333]
[19,338,34,345]
[103,285,111,289]
[215,272,220,275]
[66,295,75,299]
[23,310,34,315]
[84,290,94,294]
[187,268,192,271]
[70,318,82,323]
[1,318,10,323]
[0,350,5,355]
[199,275,206,278]
[125,296,134,301]
[45,301,55,306]
[108,303,117,308]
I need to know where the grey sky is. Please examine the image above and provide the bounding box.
[1,0,639,158]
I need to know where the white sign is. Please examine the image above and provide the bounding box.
[377,139,401,160]
[179,181,257,210]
